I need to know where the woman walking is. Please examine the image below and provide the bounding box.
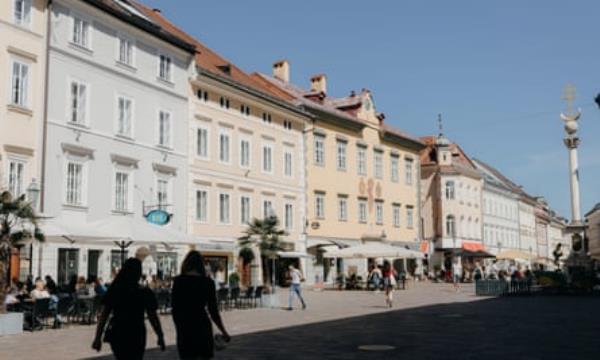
[172,251,230,360]
[92,258,165,360]
[382,261,397,308]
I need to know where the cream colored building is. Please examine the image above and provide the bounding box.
[1,0,47,280]
[585,203,600,261]
[420,133,484,271]
[184,50,310,285]
[255,62,425,282]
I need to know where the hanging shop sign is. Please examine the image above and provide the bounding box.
[146,209,171,226]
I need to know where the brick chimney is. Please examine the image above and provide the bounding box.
[310,74,327,94]
[272,60,289,83]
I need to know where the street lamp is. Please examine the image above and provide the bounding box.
[26,178,41,210]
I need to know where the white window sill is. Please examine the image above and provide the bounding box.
[115,60,136,72]
[156,144,174,151]
[7,104,32,116]
[156,77,175,87]
[68,42,93,55]
[115,134,135,142]
[112,210,133,215]
[67,121,90,130]
[62,204,88,212]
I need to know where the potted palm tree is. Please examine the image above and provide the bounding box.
[238,216,286,294]
[0,191,44,335]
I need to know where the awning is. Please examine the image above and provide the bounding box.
[323,243,424,259]
[277,251,314,259]
[85,216,193,246]
[462,241,485,252]
[496,249,535,261]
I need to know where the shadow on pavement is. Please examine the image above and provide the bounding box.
[85,295,600,360]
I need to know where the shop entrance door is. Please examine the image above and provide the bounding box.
[57,249,79,286]
[87,250,101,280]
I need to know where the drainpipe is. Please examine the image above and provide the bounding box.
[37,0,53,278]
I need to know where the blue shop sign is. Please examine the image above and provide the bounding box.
[146,209,171,225]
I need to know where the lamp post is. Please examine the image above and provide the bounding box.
[26,178,41,211]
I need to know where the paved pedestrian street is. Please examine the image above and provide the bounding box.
[1,283,599,360]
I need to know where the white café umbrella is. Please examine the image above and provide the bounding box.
[85,215,192,246]
[323,243,424,259]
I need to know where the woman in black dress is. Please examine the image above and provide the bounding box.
[92,258,165,359]
[172,251,230,359]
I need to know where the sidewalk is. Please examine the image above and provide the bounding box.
[0,282,482,360]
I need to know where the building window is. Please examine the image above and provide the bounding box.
[219,131,230,163]
[446,215,456,237]
[314,134,325,166]
[114,170,130,212]
[358,198,367,223]
[338,196,348,221]
[240,139,251,168]
[158,54,172,82]
[405,158,414,185]
[7,159,25,197]
[240,104,250,116]
[283,120,293,130]
[158,111,171,147]
[196,189,208,222]
[65,161,84,206]
[285,203,293,231]
[336,140,347,171]
[197,127,209,158]
[11,61,29,108]
[219,193,230,224]
[406,206,414,228]
[118,37,134,66]
[315,193,325,219]
[116,96,132,137]
[374,151,383,179]
[445,180,455,200]
[240,196,251,224]
[357,146,367,176]
[262,112,272,123]
[69,80,87,124]
[391,156,399,183]
[284,151,293,177]
[263,200,274,219]
[219,97,230,109]
[196,89,208,102]
[72,17,90,49]
[14,0,31,26]
[262,144,273,173]
[156,178,169,209]
[393,205,401,228]
[375,201,384,224]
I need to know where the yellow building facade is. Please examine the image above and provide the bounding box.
[1,0,47,280]
[256,63,425,282]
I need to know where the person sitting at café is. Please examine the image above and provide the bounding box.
[94,277,107,296]
[4,285,20,308]
[31,279,50,300]
[45,275,58,295]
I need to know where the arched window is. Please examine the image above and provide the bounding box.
[446,215,456,237]
[445,181,455,200]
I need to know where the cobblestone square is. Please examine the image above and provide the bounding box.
[1,283,599,359]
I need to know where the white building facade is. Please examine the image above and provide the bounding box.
[35,0,196,285]
[473,159,521,255]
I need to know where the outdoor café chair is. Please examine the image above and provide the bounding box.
[24,298,51,331]
[253,286,264,308]
[217,288,229,311]
[241,286,254,309]
[229,287,241,309]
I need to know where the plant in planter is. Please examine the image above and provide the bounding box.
[228,272,240,287]
[0,191,44,335]
[238,216,286,290]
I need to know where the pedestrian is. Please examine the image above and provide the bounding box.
[287,264,306,310]
[382,261,397,308]
[452,260,462,293]
[369,265,382,292]
[92,258,165,360]
[473,262,483,282]
[171,250,230,360]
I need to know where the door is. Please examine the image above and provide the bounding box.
[57,249,79,286]
[87,250,101,280]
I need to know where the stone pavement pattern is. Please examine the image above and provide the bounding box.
[1,283,599,359]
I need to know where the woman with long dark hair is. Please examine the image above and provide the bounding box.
[172,250,230,359]
[91,258,165,359]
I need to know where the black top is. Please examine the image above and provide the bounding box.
[103,285,157,342]
[172,274,219,358]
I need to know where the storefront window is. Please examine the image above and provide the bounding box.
[204,255,228,285]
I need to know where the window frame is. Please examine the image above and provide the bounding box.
[63,158,87,207]
[157,109,172,148]
[405,158,414,185]
[116,35,136,68]
[6,157,27,198]
[338,195,348,222]
[336,140,347,171]
[218,128,231,164]
[218,192,231,225]
[406,206,414,229]
[284,203,294,232]
[314,134,325,166]
[390,155,399,183]
[67,78,89,126]
[358,198,368,223]
[393,204,401,228]
[158,53,173,83]
[112,166,133,213]
[375,200,384,225]
[240,195,251,225]
[374,150,383,179]
[261,143,274,174]
[283,150,293,178]
[10,59,30,109]
[196,125,210,160]
[239,136,251,169]
[195,187,209,223]
[71,14,92,50]
[115,94,134,138]
[13,0,32,28]
[357,146,367,176]
[315,193,325,219]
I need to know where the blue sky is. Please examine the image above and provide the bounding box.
[143,0,600,218]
